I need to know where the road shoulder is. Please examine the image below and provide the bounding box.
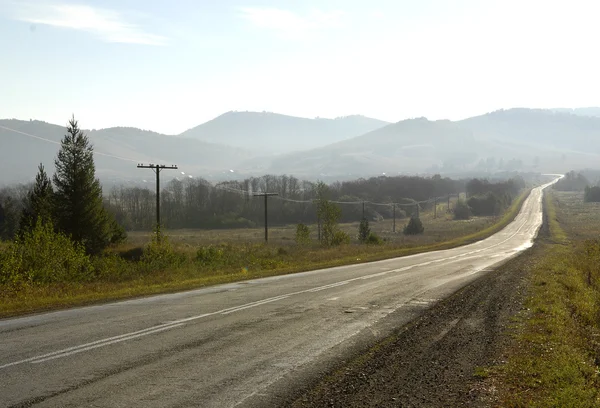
[281,242,539,407]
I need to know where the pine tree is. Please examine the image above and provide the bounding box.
[19,163,54,235]
[53,116,123,254]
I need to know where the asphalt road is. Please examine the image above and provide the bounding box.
[0,180,556,408]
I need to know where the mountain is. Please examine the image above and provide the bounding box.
[263,118,484,177]
[179,111,389,153]
[5,108,600,186]
[0,120,254,185]
[261,109,600,177]
[551,107,600,118]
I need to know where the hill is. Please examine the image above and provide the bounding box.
[0,120,254,185]
[263,118,484,177]
[262,109,600,178]
[179,111,389,153]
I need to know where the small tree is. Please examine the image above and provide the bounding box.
[295,223,311,245]
[315,181,345,246]
[358,218,371,243]
[19,163,54,236]
[453,199,471,220]
[53,116,125,254]
[404,217,424,235]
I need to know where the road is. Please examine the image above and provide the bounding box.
[0,179,556,408]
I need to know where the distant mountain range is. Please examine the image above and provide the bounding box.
[2,108,600,185]
[180,111,389,153]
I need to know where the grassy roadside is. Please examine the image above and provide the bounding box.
[494,190,600,406]
[0,190,531,319]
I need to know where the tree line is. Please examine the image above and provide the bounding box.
[101,174,466,231]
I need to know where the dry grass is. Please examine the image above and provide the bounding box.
[0,191,529,318]
[494,189,600,407]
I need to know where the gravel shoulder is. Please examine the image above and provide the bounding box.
[283,242,540,408]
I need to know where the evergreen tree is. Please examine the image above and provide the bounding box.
[19,163,54,235]
[0,196,19,240]
[53,116,124,254]
[358,218,370,243]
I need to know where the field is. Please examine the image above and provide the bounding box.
[127,200,495,248]
[0,192,528,318]
[492,190,600,406]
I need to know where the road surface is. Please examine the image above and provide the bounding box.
[0,179,556,408]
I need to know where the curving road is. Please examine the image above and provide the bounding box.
[0,179,558,408]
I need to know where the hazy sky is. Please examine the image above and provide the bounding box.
[2,0,600,134]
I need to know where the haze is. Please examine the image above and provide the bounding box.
[2,0,600,134]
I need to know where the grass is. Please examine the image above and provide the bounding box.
[493,189,600,407]
[0,190,530,318]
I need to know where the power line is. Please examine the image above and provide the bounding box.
[0,124,141,163]
[137,163,178,241]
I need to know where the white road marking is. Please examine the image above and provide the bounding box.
[0,187,548,370]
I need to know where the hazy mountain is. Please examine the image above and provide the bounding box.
[264,118,485,177]
[551,107,600,118]
[4,108,600,186]
[179,111,390,153]
[261,109,600,177]
[0,120,254,185]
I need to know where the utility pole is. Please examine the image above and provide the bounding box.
[434,197,437,219]
[137,163,178,242]
[392,203,396,233]
[416,203,420,218]
[447,194,451,212]
[253,192,278,243]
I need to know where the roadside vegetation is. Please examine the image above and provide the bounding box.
[0,116,535,318]
[494,189,600,406]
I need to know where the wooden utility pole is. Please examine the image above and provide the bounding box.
[137,163,178,241]
[253,192,278,243]
[392,203,396,233]
[447,194,451,212]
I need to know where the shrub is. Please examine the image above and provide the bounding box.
[295,223,311,245]
[366,232,383,245]
[453,199,472,220]
[0,218,93,285]
[358,218,371,243]
[331,230,351,246]
[196,245,226,266]
[404,217,424,235]
[141,229,181,271]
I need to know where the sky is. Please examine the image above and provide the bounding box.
[2,0,600,134]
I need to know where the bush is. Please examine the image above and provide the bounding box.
[0,218,93,285]
[366,232,383,245]
[453,199,472,220]
[141,229,182,271]
[358,218,371,243]
[295,223,311,245]
[331,230,351,246]
[196,245,226,266]
[404,217,424,235]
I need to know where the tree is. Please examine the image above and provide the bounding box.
[53,116,124,254]
[19,163,54,235]
[453,199,471,220]
[0,196,19,240]
[315,182,347,246]
[403,217,424,235]
[358,218,370,243]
